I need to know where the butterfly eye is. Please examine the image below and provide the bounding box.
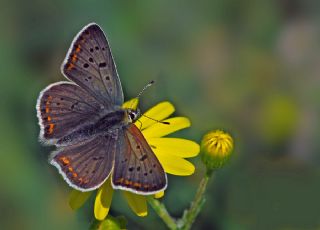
[128,109,140,122]
[129,112,135,120]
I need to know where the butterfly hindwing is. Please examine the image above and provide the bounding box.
[112,124,167,194]
[50,134,117,191]
[61,23,123,107]
[36,81,103,145]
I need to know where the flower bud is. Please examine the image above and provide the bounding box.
[91,216,127,230]
[201,130,234,170]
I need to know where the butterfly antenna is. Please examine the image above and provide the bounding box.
[142,114,170,125]
[129,80,155,109]
[137,80,155,99]
[131,80,170,125]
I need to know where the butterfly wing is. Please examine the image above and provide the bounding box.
[61,23,123,107]
[36,81,105,145]
[112,124,167,195]
[50,134,117,191]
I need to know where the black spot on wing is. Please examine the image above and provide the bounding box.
[99,62,107,68]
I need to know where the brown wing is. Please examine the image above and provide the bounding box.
[50,134,116,191]
[112,124,167,195]
[61,23,123,107]
[36,82,103,145]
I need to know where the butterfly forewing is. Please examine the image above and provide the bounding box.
[50,134,116,191]
[37,82,103,144]
[62,23,123,107]
[112,124,167,194]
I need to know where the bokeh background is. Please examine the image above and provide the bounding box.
[1,0,320,229]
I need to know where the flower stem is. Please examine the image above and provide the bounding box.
[178,171,212,230]
[147,196,177,229]
[148,170,213,230]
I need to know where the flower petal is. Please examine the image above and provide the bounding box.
[136,101,175,130]
[94,181,114,220]
[68,189,92,210]
[154,191,164,199]
[122,98,139,110]
[142,117,190,138]
[123,192,148,217]
[156,153,195,175]
[148,138,200,158]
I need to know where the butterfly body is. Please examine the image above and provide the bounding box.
[56,108,138,146]
[36,23,167,194]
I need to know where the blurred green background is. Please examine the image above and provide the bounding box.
[1,0,320,229]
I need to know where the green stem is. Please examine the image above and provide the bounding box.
[178,171,212,230]
[147,196,177,230]
[148,170,213,230]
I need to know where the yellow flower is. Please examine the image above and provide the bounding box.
[69,99,200,220]
[201,130,234,170]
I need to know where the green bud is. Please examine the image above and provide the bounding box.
[201,130,234,170]
[90,216,127,230]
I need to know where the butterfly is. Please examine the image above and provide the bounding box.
[36,23,167,195]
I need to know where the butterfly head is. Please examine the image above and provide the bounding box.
[126,108,140,123]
